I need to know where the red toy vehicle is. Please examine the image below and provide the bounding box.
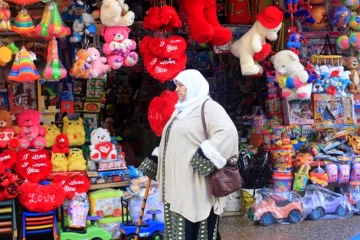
[247,189,304,226]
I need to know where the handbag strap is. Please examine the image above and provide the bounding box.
[201,99,210,140]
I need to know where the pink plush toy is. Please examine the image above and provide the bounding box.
[86,47,111,78]
[101,26,138,70]
[16,110,46,149]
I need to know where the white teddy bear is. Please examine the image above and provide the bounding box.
[231,6,283,76]
[100,0,135,27]
[271,50,312,100]
[90,128,117,161]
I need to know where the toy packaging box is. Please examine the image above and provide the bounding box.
[282,99,314,125]
[312,94,355,124]
[353,94,360,124]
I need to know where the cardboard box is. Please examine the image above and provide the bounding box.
[282,98,314,125]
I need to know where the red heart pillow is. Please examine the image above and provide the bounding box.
[148,90,178,136]
[149,36,187,60]
[19,182,65,213]
[142,50,187,83]
[0,150,16,170]
[253,43,272,62]
[15,149,52,183]
[53,175,90,200]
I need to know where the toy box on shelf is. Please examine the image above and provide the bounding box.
[353,94,360,124]
[312,94,355,124]
[282,98,314,125]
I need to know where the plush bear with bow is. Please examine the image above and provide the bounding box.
[90,128,117,161]
[100,0,135,27]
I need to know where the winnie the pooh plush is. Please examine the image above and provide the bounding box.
[44,123,61,148]
[0,110,20,149]
[62,116,85,146]
[231,6,283,76]
[90,128,117,161]
[51,153,68,172]
[68,148,87,171]
[100,0,135,27]
[271,50,312,100]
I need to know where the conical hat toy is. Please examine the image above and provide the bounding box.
[9,47,40,82]
[12,9,35,35]
[8,52,20,81]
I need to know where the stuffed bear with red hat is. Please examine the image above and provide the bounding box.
[231,6,283,76]
[178,0,232,46]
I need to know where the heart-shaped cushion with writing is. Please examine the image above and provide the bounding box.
[149,36,187,60]
[18,182,65,213]
[0,150,16,170]
[53,175,90,200]
[15,149,52,183]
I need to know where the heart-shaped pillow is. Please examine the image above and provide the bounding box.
[142,50,187,83]
[148,90,178,136]
[0,150,16,170]
[253,43,272,62]
[15,149,52,183]
[18,182,65,213]
[53,175,90,200]
[149,36,187,60]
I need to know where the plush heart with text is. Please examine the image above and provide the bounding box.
[148,36,187,60]
[18,182,65,213]
[53,175,90,199]
[0,150,16,170]
[15,149,52,183]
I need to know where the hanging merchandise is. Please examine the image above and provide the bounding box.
[70,49,91,79]
[8,46,41,82]
[35,2,71,39]
[86,47,111,79]
[0,0,11,31]
[101,26,138,70]
[231,6,283,76]
[6,0,39,5]
[12,8,35,35]
[100,0,135,27]
[70,13,96,43]
[44,37,67,80]
[0,43,12,66]
[286,26,307,55]
[143,5,182,32]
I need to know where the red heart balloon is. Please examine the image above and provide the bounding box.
[53,175,90,200]
[253,43,272,62]
[149,36,187,60]
[142,50,187,83]
[0,150,16,170]
[15,149,52,183]
[18,182,65,213]
[148,90,178,136]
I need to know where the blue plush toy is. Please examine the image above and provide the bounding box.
[338,76,352,96]
[312,78,324,93]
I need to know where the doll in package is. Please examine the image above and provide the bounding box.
[68,193,89,228]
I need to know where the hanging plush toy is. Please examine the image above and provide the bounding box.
[44,37,67,80]
[143,5,182,32]
[231,6,283,76]
[177,0,232,46]
[69,17,84,43]
[100,0,135,27]
[87,47,111,78]
[0,0,11,32]
[8,47,40,82]
[70,49,91,79]
[286,26,307,55]
[12,8,35,35]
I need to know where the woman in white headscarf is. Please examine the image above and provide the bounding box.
[139,69,239,240]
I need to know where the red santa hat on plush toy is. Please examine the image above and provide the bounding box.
[257,6,284,29]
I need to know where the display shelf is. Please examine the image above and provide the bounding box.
[89,181,130,190]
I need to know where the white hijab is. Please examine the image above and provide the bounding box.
[172,69,210,119]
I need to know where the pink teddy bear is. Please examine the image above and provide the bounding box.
[16,109,46,149]
[86,47,111,78]
[102,26,138,70]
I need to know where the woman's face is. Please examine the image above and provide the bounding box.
[175,81,187,102]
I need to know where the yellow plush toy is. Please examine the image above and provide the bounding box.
[44,123,61,148]
[51,153,68,172]
[68,148,87,171]
[62,116,86,146]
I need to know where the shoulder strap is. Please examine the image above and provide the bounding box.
[201,99,210,140]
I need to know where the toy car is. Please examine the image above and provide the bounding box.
[247,189,303,226]
[302,185,351,220]
[119,197,164,240]
[335,181,360,214]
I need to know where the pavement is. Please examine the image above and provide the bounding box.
[219,215,360,240]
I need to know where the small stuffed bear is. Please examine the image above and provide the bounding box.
[101,26,138,69]
[100,0,135,27]
[52,134,69,154]
[347,56,360,94]
[86,47,111,78]
[271,50,311,100]
[70,49,91,79]
[90,127,117,161]
[44,123,61,148]
[51,153,68,172]
[16,110,46,149]
[231,6,283,76]
[0,110,20,149]
[68,148,87,171]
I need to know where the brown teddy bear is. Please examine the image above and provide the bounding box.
[0,110,20,149]
[347,56,360,94]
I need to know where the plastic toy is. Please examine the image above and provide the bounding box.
[16,109,46,149]
[89,188,124,217]
[52,134,69,154]
[100,0,135,27]
[8,46,40,82]
[0,0,12,32]
[351,163,360,181]
[62,116,85,146]
[247,189,303,226]
[347,135,360,154]
[338,164,350,184]
[286,0,298,13]
[44,123,60,147]
[68,193,89,228]
[328,5,350,28]
[0,45,12,66]
[67,148,87,171]
[286,26,307,55]
[302,185,352,220]
[326,164,338,183]
[51,153,67,172]
[120,197,164,239]
[310,166,328,187]
[12,9,35,35]
[293,164,310,192]
[44,37,67,80]
[347,57,360,94]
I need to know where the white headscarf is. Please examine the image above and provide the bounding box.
[172,69,210,119]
